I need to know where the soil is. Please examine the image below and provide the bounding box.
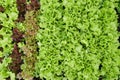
[33,77,42,80]
[0,47,3,63]
[0,19,3,63]
[0,57,3,63]
[0,6,5,12]
[0,25,3,30]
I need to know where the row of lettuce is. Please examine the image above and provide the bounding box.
[35,0,120,80]
[0,0,18,79]
[0,0,120,80]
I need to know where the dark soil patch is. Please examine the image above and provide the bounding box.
[99,63,102,70]
[0,47,3,63]
[0,25,3,30]
[0,57,3,63]
[33,77,42,80]
[0,7,4,63]
[0,35,3,39]
[6,77,10,80]
[0,47,3,52]
[0,6,5,12]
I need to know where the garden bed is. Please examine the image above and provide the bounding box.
[0,0,120,80]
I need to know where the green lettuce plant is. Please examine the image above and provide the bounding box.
[0,0,120,80]
[0,0,18,79]
[35,0,120,80]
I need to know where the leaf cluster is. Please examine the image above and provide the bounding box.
[35,0,120,80]
[0,0,18,79]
